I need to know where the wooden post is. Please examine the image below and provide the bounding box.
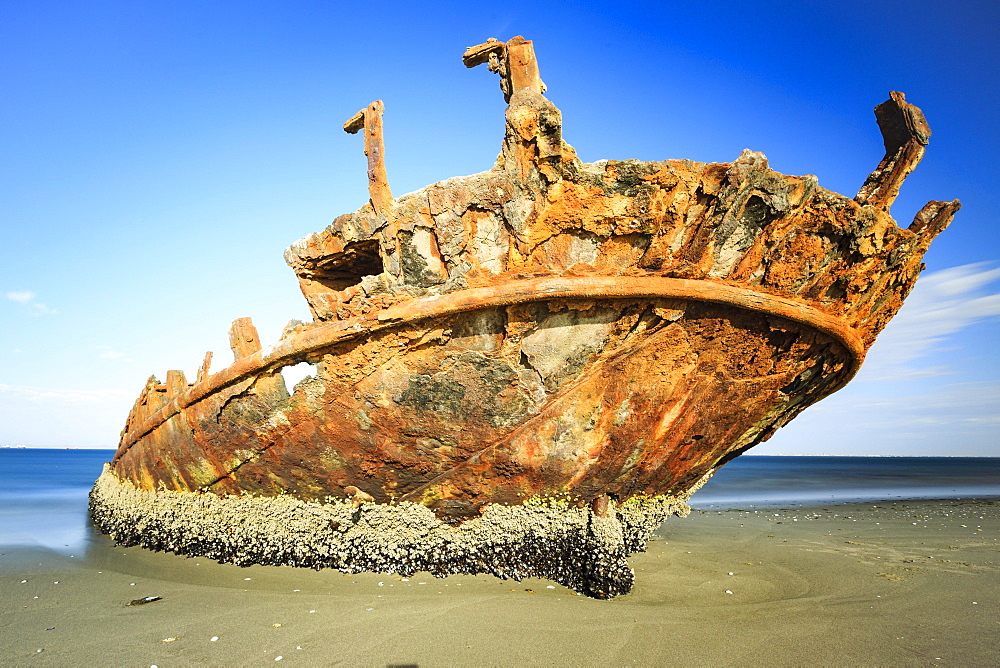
[463,36,545,103]
[504,36,543,99]
[228,317,262,360]
[908,199,961,240]
[196,351,213,384]
[855,91,931,212]
[344,100,392,218]
[165,370,188,397]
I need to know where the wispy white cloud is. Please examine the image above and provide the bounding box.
[4,290,56,315]
[860,263,1000,381]
[6,291,35,303]
[0,384,133,448]
[758,263,1000,455]
[98,349,132,362]
[0,384,131,404]
[759,380,1000,456]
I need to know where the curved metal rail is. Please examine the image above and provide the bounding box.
[114,275,866,462]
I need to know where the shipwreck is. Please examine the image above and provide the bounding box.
[90,37,959,598]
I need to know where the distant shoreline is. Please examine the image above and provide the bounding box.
[0,445,114,450]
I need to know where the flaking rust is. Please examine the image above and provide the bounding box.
[90,37,959,599]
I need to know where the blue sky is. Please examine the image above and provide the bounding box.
[1,0,997,454]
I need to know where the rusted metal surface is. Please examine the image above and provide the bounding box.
[112,276,868,464]
[93,36,959,597]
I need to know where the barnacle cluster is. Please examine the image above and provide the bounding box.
[89,465,691,599]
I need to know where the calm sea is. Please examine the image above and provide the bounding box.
[693,455,1000,509]
[1,449,998,552]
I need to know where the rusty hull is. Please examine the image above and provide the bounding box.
[92,37,958,597]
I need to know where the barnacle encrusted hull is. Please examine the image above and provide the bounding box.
[90,37,957,598]
[91,465,695,598]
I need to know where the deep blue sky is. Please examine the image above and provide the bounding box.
[2,0,998,454]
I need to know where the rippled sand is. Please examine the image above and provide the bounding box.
[2,498,997,666]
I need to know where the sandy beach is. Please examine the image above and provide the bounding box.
[1,498,996,666]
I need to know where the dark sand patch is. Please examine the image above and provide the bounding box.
[1,498,996,666]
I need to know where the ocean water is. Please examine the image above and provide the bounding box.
[0,448,114,553]
[691,455,1000,509]
[1,449,998,553]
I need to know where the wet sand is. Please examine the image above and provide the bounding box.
[2,498,997,666]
